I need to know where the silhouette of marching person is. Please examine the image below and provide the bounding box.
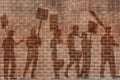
[79,32,92,79]
[100,26,119,79]
[2,30,24,79]
[23,28,42,78]
[50,28,64,79]
[65,25,82,78]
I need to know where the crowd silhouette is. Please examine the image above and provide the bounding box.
[0,8,120,80]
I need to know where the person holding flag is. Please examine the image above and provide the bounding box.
[23,28,42,78]
[100,26,119,79]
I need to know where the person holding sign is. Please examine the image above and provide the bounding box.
[23,28,41,78]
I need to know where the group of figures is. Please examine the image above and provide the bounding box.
[50,24,119,79]
[2,28,42,79]
[1,21,119,79]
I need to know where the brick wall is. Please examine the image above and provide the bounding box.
[0,0,119,80]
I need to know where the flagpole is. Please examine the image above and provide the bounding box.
[89,10,105,29]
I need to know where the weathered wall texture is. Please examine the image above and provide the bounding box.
[0,0,120,80]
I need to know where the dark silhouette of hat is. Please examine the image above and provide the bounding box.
[8,30,15,34]
[7,30,15,36]
[72,25,79,30]
[105,26,111,30]
[81,32,87,36]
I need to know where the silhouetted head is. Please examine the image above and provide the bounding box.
[3,13,6,16]
[7,30,15,37]
[81,32,87,39]
[30,28,36,36]
[54,28,61,38]
[72,25,79,34]
[105,26,111,34]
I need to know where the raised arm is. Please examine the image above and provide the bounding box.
[15,39,24,46]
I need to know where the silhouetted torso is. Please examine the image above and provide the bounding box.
[101,34,115,53]
[26,36,41,49]
[51,39,58,51]
[81,39,92,53]
[51,38,62,50]
[67,33,75,51]
[2,37,15,53]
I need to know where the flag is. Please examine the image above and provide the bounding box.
[89,10,105,28]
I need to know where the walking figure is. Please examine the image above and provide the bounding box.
[23,28,41,78]
[65,25,82,78]
[2,30,23,79]
[50,28,64,79]
[100,27,119,78]
[80,32,92,79]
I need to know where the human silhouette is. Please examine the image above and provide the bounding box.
[0,13,8,29]
[23,28,41,78]
[50,28,64,79]
[65,25,82,78]
[100,27,119,78]
[2,30,23,79]
[80,32,92,79]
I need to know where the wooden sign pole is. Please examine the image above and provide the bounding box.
[35,8,48,37]
[37,20,42,37]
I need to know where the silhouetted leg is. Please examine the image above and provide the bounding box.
[10,55,16,79]
[54,61,60,79]
[109,54,116,78]
[86,54,91,77]
[76,52,81,77]
[51,52,60,78]
[100,54,106,77]
[31,54,38,78]
[23,53,32,77]
[4,54,9,79]
[65,60,74,77]
[54,59,64,79]
[52,52,57,61]
[76,60,80,77]
[81,54,87,77]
